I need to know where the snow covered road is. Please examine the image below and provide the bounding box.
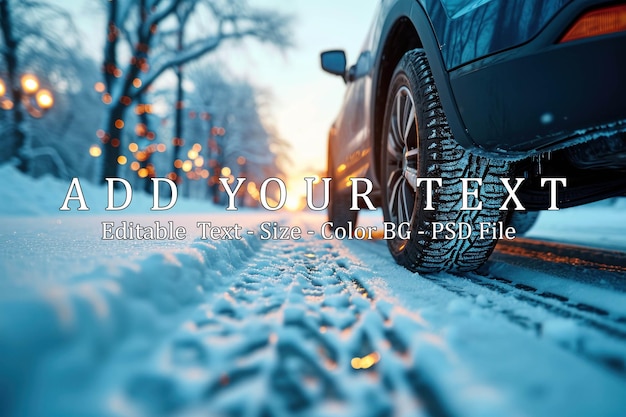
[2,208,626,417]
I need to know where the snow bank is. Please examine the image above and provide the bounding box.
[0,233,260,417]
[0,165,218,216]
[528,199,626,251]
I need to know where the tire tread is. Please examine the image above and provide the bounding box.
[383,49,511,273]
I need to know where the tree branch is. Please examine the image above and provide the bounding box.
[146,0,180,27]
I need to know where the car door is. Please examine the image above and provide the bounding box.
[331,51,373,181]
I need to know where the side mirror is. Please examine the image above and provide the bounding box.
[320,50,347,81]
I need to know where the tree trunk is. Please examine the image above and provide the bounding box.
[172,11,185,184]
[173,65,184,183]
[100,0,119,183]
[139,94,154,194]
[102,104,124,179]
[0,0,27,170]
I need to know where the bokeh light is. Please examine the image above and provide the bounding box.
[21,74,39,94]
[35,89,54,109]
[89,145,102,157]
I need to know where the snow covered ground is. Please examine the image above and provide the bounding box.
[1,166,626,417]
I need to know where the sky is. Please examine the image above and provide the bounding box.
[64,0,380,181]
[228,0,381,178]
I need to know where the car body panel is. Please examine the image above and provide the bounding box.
[328,59,372,183]
[450,31,626,155]
[427,0,573,70]
[325,0,626,198]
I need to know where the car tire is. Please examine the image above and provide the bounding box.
[328,146,357,229]
[381,49,511,273]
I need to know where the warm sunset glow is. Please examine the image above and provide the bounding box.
[247,182,260,201]
[285,196,303,211]
[285,178,306,211]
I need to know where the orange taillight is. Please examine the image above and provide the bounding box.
[560,4,626,43]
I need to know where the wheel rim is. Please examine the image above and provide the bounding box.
[385,85,418,242]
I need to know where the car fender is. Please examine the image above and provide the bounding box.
[369,0,474,183]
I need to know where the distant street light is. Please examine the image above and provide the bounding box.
[1,72,57,173]
[36,89,54,109]
[0,78,12,110]
[21,74,39,95]
[0,73,55,117]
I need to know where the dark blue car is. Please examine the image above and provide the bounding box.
[321,0,626,272]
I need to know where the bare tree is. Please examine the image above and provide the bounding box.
[171,2,195,183]
[98,0,292,183]
[0,0,77,171]
[182,63,288,203]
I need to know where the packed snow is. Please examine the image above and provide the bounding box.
[1,166,626,417]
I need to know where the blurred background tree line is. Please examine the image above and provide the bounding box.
[0,0,292,204]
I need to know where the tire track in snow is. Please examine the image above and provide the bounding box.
[469,271,626,340]
[437,270,626,377]
[119,238,456,417]
[494,237,626,276]
[348,238,626,379]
